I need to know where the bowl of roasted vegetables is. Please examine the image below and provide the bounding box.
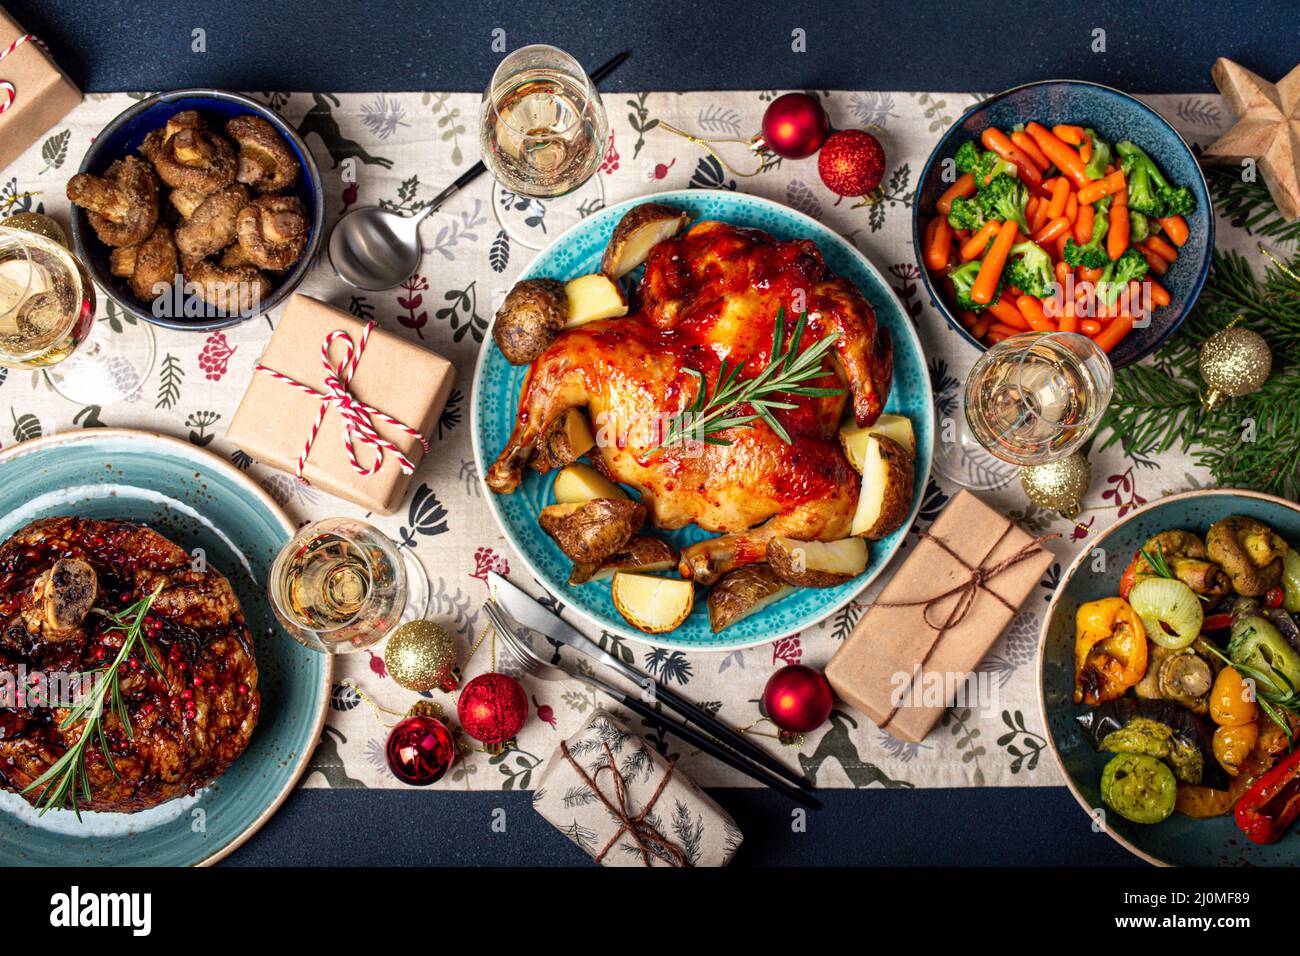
[914,80,1211,370]
[1039,490,1300,866]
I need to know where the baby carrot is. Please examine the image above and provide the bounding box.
[1108,196,1130,260]
[1080,319,1104,336]
[1058,296,1079,334]
[1065,191,1078,223]
[925,217,952,270]
[958,309,979,329]
[1016,294,1056,332]
[987,295,1030,329]
[971,220,1018,304]
[937,173,977,215]
[1034,216,1072,245]
[970,314,993,340]
[1079,264,1104,283]
[1094,313,1135,352]
[1028,197,1050,234]
[1026,122,1090,188]
[1046,177,1070,219]
[1157,215,1189,246]
[1148,279,1171,307]
[1053,124,1084,145]
[960,220,1001,261]
[1011,130,1050,170]
[1135,243,1168,275]
[1079,137,1093,164]
[982,127,1043,188]
[986,330,1010,344]
[1077,170,1126,205]
[1145,234,1179,263]
[1073,202,1095,244]
[1055,260,1072,289]
[989,321,1025,339]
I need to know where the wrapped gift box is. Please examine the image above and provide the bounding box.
[533,709,742,867]
[825,490,1054,743]
[227,293,455,514]
[0,11,81,173]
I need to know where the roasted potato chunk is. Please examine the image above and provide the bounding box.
[569,535,676,585]
[766,536,868,588]
[492,278,568,365]
[612,572,694,634]
[839,413,915,472]
[530,409,596,473]
[564,274,628,328]
[600,203,691,279]
[539,498,646,564]
[552,462,626,503]
[707,565,794,633]
[850,434,914,539]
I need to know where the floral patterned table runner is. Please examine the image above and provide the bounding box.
[0,88,1262,791]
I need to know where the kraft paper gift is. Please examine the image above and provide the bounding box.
[533,709,743,867]
[227,293,455,514]
[0,10,81,173]
[825,490,1054,743]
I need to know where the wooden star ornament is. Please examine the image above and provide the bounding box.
[1204,58,1300,221]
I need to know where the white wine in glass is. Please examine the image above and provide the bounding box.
[0,228,95,370]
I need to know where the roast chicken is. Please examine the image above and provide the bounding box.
[488,220,893,583]
[0,517,260,813]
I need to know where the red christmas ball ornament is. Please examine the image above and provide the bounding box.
[457,672,529,751]
[818,128,886,198]
[763,665,833,736]
[759,93,830,160]
[385,709,455,786]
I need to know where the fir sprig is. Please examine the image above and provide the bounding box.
[651,308,844,452]
[1097,244,1300,499]
[22,584,166,817]
[1204,164,1300,245]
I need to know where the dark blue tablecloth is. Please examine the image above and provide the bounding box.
[12,0,1295,867]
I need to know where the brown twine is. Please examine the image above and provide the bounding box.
[866,524,1058,726]
[561,740,688,867]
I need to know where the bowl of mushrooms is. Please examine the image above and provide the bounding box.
[67,89,324,330]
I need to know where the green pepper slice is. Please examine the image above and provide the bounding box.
[1100,752,1177,824]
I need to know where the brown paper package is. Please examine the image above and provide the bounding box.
[825,490,1053,743]
[227,294,455,514]
[0,11,81,173]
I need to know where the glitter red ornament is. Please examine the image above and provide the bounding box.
[457,672,529,752]
[759,92,831,160]
[762,664,833,736]
[385,708,456,786]
[818,128,886,198]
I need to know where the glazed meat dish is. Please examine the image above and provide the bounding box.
[0,517,260,813]
[488,219,893,585]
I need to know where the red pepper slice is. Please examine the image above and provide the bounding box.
[1235,747,1300,845]
[1118,551,1142,600]
[1203,612,1234,631]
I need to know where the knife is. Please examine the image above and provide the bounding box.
[487,571,815,791]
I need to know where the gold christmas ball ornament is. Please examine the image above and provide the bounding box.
[1199,324,1272,411]
[3,212,68,248]
[385,621,459,693]
[1020,452,1091,519]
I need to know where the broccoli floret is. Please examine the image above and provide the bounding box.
[1115,140,1195,219]
[1062,207,1110,270]
[1128,210,1150,244]
[947,195,986,231]
[948,260,993,312]
[954,140,982,176]
[978,174,1029,232]
[1097,247,1150,306]
[1006,242,1054,298]
[1084,128,1112,181]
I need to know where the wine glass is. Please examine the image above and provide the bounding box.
[932,331,1114,489]
[479,44,609,250]
[269,518,430,654]
[0,224,154,404]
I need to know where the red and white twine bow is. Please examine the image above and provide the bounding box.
[254,322,429,480]
[0,35,48,116]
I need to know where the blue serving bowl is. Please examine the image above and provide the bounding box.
[70,89,324,331]
[1038,489,1300,867]
[912,80,1212,370]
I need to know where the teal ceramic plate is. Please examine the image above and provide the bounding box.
[0,429,330,866]
[1038,489,1300,867]
[472,190,934,651]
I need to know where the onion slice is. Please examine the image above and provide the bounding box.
[1129,578,1204,649]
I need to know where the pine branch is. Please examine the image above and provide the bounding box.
[1204,164,1300,244]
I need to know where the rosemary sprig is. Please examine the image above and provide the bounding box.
[1203,641,1299,745]
[22,584,166,818]
[651,307,844,452]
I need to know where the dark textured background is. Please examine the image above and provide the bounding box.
[13,0,1295,866]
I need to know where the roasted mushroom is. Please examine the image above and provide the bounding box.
[141,120,237,195]
[1207,516,1288,596]
[235,194,309,270]
[183,258,272,314]
[1132,530,1231,596]
[492,278,568,365]
[175,184,249,260]
[109,224,179,301]
[226,114,300,193]
[66,156,160,247]
[1134,643,1215,715]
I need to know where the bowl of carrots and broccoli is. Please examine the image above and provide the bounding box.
[913,80,1212,370]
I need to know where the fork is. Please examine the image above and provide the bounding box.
[483,600,821,809]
